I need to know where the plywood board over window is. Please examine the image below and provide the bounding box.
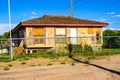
[33,27,45,44]
[56,28,66,43]
[88,28,94,34]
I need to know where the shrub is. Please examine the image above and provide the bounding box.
[38,64,41,66]
[84,44,93,52]
[21,61,26,65]
[47,63,53,66]
[60,62,65,64]
[4,66,10,71]
[71,62,75,66]
[30,64,36,66]
[68,44,82,53]
[7,64,12,67]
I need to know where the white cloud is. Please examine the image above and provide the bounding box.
[95,18,107,22]
[110,28,115,30]
[0,24,17,35]
[112,14,120,18]
[22,13,27,16]
[100,18,107,22]
[31,11,37,15]
[106,22,112,24]
[103,27,107,31]
[30,16,38,19]
[21,11,38,20]
[115,15,120,17]
[107,12,116,15]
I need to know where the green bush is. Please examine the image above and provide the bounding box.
[38,64,41,66]
[7,64,12,67]
[4,66,10,71]
[68,44,82,53]
[68,44,93,56]
[21,61,26,65]
[60,62,65,64]
[30,64,36,66]
[47,63,53,66]
[84,44,93,52]
[71,62,75,66]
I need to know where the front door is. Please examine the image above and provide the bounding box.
[70,28,77,44]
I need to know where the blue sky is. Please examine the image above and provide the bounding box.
[0,0,120,35]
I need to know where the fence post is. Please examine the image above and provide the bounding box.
[54,37,57,54]
[0,38,3,54]
[93,36,96,56]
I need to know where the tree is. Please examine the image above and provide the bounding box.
[0,32,9,48]
[1,32,9,39]
[103,30,120,48]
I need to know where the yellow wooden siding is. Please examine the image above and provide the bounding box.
[46,27,55,47]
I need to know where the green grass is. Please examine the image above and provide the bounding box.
[21,61,26,65]
[3,66,10,71]
[0,54,10,62]
[30,64,36,66]
[70,48,120,61]
[13,50,57,60]
[0,50,68,62]
[38,64,41,66]
[96,48,120,56]
[7,64,12,67]
[73,48,120,56]
[71,62,75,66]
[60,62,65,64]
[47,63,53,66]
[1,48,120,62]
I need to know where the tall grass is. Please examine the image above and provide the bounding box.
[96,48,120,56]
[0,53,10,62]
[70,48,120,60]
[13,50,69,61]
[1,48,120,62]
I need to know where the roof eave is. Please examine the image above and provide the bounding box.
[12,23,108,33]
[21,23,109,27]
[12,22,22,33]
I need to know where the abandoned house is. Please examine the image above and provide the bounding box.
[12,15,109,53]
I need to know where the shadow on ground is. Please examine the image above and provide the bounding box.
[69,55,120,75]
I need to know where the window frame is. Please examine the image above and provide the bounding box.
[55,27,67,43]
[33,27,46,44]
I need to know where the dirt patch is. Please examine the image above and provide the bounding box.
[0,55,120,80]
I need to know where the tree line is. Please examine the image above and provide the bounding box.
[103,30,120,48]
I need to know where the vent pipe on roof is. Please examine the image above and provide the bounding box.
[70,0,74,17]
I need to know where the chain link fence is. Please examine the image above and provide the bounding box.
[0,36,120,61]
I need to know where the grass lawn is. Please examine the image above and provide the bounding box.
[0,54,10,62]
[0,48,120,62]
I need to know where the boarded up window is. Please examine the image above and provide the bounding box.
[34,28,44,36]
[88,28,94,34]
[33,27,45,43]
[56,28,66,43]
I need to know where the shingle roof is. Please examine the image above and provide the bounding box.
[12,15,109,33]
[22,15,108,24]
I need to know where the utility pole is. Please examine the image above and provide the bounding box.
[8,0,13,60]
[70,0,74,17]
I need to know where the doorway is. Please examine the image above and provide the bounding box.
[70,28,77,44]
